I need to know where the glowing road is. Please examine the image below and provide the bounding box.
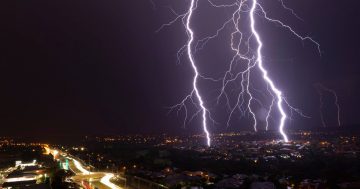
[68,158,122,189]
[48,148,123,189]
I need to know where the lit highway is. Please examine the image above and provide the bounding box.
[47,147,123,189]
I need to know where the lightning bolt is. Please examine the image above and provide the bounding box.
[160,0,212,146]
[158,0,319,146]
[184,0,211,146]
[314,83,341,127]
[250,0,290,141]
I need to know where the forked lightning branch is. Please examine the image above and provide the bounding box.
[159,0,320,146]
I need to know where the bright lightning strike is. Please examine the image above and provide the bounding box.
[161,0,212,146]
[250,0,289,141]
[159,0,320,146]
[185,0,211,146]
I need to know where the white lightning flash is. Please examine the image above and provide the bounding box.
[185,0,211,146]
[250,0,292,142]
[315,83,341,127]
[159,0,319,146]
[160,0,212,146]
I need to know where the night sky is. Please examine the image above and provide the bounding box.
[3,1,360,138]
